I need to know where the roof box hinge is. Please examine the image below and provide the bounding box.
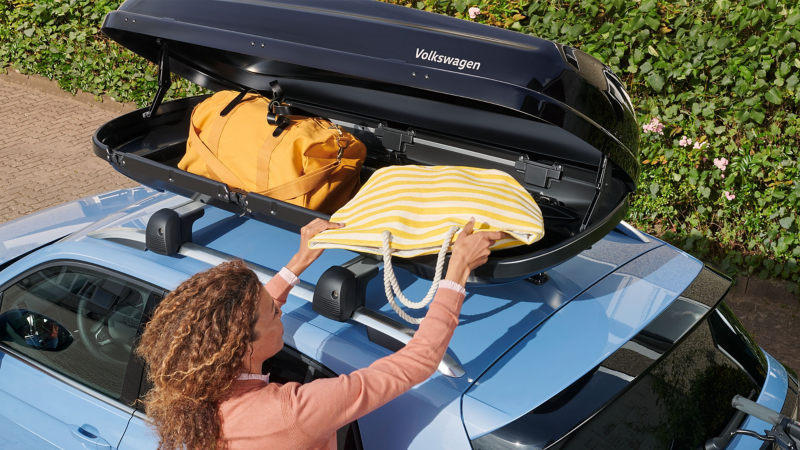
[375,124,414,153]
[514,158,563,189]
[143,39,172,119]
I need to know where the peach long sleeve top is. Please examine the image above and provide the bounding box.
[218,271,465,450]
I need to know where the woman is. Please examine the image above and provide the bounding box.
[137,217,503,450]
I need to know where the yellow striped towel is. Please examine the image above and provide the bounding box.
[308,165,544,257]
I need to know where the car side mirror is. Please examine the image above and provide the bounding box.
[0,309,73,352]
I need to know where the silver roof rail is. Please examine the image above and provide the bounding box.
[86,227,465,378]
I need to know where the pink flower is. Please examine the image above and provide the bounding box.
[679,136,692,147]
[693,141,707,150]
[642,117,664,135]
[721,174,725,178]
[468,6,480,18]
[724,191,735,200]
[713,157,729,172]
[702,157,708,162]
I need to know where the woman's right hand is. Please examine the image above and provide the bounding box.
[445,218,505,287]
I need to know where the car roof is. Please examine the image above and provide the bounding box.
[12,192,685,397]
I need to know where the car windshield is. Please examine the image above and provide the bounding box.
[471,300,768,450]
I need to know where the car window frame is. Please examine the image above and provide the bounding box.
[0,259,166,415]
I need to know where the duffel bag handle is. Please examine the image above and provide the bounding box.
[381,226,460,325]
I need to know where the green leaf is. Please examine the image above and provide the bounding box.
[645,17,660,30]
[648,72,665,91]
[647,45,659,57]
[739,66,753,81]
[751,110,766,124]
[23,28,34,37]
[788,13,800,26]
[714,37,730,52]
[452,0,468,13]
[673,173,682,181]
[747,0,763,7]
[640,0,657,12]
[650,182,660,198]
[765,87,782,105]
[780,216,795,229]
[700,186,711,198]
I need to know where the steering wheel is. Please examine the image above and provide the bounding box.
[76,298,129,368]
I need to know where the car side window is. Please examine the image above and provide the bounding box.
[0,265,150,400]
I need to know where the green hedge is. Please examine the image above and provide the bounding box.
[2,0,799,292]
[0,0,206,104]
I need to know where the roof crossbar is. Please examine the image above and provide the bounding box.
[86,222,465,378]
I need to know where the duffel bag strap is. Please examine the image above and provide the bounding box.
[189,106,248,189]
[254,126,350,200]
[208,94,265,157]
[255,160,345,201]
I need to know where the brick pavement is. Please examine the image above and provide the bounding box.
[0,78,136,224]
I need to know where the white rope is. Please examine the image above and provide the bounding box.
[381,226,459,325]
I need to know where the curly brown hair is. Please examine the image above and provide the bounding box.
[136,260,262,450]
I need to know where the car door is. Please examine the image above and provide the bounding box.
[120,343,364,450]
[0,262,158,450]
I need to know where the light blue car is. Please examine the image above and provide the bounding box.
[2,1,798,449]
[0,186,796,450]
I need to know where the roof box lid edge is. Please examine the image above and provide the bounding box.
[101,0,640,185]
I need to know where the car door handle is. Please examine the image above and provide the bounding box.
[69,424,113,450]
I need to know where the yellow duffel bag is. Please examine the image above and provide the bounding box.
[179,90,366,214]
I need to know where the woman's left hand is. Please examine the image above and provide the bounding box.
[286,219,344,276]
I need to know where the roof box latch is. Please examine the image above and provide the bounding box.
[375,124,414,153]
[514,158,562,189]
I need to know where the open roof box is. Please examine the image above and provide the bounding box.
[93,0,640,284]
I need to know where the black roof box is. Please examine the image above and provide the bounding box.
[94,0,641,283]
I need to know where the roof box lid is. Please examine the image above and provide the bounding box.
[101,0,640,185]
